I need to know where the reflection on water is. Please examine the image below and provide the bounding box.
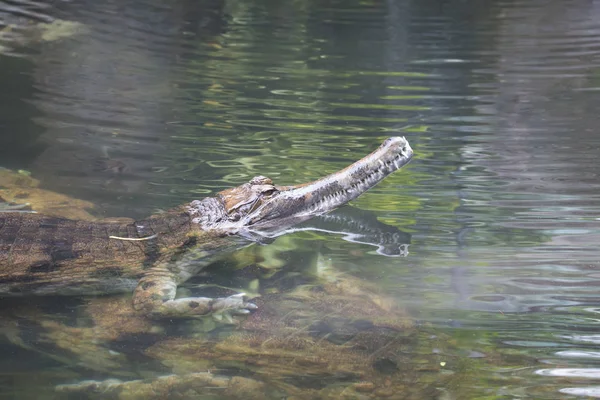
[2,0,600,398]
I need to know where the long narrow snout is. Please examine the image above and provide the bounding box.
[245,137,413,229]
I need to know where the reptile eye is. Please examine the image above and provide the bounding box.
[262,189,277,196]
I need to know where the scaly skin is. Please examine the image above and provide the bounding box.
[0,137,413,318]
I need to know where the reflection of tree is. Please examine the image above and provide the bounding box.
[463,0,600,240]
[420,0,600,316]
[9,0,227,218]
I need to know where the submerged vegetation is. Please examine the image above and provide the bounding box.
[1,0,599,398]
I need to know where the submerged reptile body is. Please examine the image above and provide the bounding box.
[0,211,198,295]
[0,137,413,318]
[0,210,249,317]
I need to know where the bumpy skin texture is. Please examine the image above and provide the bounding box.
[0,137,413,318]
[0,211,254,318]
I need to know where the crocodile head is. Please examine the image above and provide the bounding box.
[186,137,413,237]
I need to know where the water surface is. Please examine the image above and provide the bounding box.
[2,0,600,398]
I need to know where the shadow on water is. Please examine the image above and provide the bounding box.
[2,0,600,398]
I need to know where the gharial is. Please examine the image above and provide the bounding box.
[0,137,413,318]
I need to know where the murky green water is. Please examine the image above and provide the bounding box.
[2,0,600,398]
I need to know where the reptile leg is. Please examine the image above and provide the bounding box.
[132,269,256,319]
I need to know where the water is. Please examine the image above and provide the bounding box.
[2,0,600,398]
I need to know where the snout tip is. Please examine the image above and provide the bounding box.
[381,136,413,159]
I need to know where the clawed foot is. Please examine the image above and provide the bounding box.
[212,293,257,323]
